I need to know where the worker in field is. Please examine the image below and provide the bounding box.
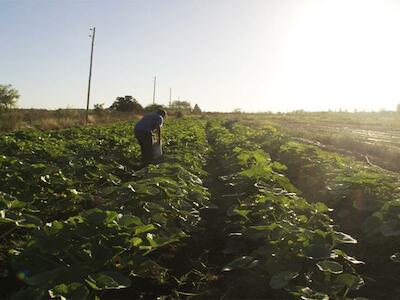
[134,109,166,167]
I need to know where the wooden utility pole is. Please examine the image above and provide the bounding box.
[86,27,95,125]
[152,76,157,104]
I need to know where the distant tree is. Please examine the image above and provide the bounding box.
[143,103,167,114]
[397,104,400,113]
[0,84,19,110]
[233,108,242,113]
[293,109,304,114]
[93,103,105,114]
[169,100,191,112]
[192,104,202,114]
[110,96,143,113]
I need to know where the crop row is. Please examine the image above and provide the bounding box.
[199,120,363,299]
[0,119,210,299]
[250,123,400,297]
[1,117,391,299]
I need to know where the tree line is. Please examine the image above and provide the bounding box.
[0,84,202,115]
[104,95,202,115]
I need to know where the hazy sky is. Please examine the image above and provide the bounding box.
[1,0,400,112]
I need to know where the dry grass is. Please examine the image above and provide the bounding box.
[0,109,139,133]
[0,111,23,131]
[35,117,85,130]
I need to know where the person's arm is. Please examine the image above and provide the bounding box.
[157,115,163,143]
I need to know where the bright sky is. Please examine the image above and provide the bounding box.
[1,0,400,112]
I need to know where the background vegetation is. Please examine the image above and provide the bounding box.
[0,84,205,132]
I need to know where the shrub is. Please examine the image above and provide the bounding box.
[94,103,105,115]
[110,96,143,114]
[0,84,19,110]
[193,104,202,114]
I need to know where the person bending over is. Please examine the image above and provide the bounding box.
[134,109,166,166]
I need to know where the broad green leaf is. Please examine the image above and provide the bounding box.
[119,215,142,227]
[85,272,131,290]
[332,249,364,264]
[332,231,357,244]
[232,208,251,219]
[0,210,15,224]
[146,233,158,248]
[314,202,331,213]
[134,224,155,235]
[297,287,329,300]
[335,273,364,290]
[49,282,90,300]
[303,244,331,260]
[250,223,280,231]
[131,237,143,247]
[6,200,26,209]
[84,209,118,225]
[317,260,343,274]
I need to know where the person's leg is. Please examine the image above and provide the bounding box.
[135,130,153,166]
[141,132,153,165]
[135,130,148,166]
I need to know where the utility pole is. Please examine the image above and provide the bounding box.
[152,76,157,104]
[169,88,172,107]
[86,27,95,125]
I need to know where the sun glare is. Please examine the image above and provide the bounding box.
[284,0,400,111]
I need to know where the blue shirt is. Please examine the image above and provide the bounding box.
[134,112,163,132]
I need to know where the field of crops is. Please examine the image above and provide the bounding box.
[264,112,400,172]
[1,117,400,299]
